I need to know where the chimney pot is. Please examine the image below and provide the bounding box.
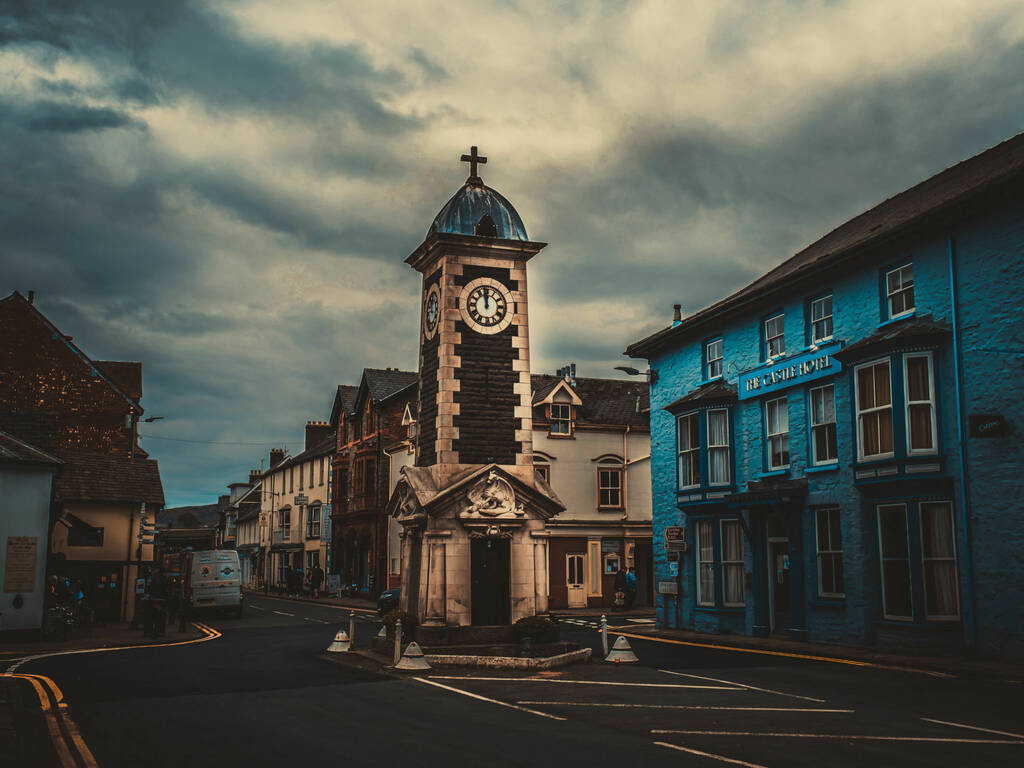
[672,304,682,327]
[28,290,35,304]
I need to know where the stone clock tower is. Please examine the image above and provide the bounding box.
[387,148,564,632]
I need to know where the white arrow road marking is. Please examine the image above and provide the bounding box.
[655,741,767,768]
[658,669,826,703]
[651,730,1024,744]
[412,677,566,721]
[425,675,739,690]
[517,702,853,713]
[921,717,1024,740]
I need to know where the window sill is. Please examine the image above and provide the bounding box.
[877,311,916,330]
[805,464,839,474]
[758,469,790,479]
[694,606,746,614]
[876,619,962,631]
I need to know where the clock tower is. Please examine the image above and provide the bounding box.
[388,148,564,631]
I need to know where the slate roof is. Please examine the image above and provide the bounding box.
[531,375,649,428]
[363,369,418,403]
[0,413,60,455]
[0,429,62,467]
[627,131,1024,358]
[271,432,336,474]
[331,384,358,426]
[93,361,143,400]
[55,450,165,504]
[662,379,738,414]
[833,315,952,362]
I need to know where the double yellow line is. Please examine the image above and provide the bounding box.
[2,621,221,767]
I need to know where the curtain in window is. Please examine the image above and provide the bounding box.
[708,410,729,484]
[921,503,958,617]
[906,357,934,451]
[697,521,714,605]
[722,521,744,605]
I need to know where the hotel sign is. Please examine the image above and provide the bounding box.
[738,341,843,401]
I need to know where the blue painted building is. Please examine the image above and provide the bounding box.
[627,133,1024,659]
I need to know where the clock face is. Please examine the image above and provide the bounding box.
[423,283,441,340]
[459,277,514,334]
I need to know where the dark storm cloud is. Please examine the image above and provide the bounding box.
[22,100,143,131]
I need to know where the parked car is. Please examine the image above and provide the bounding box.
[377,588,400,615]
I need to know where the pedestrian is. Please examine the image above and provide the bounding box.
[294,566,304,598]
[625,566,638,610]
[311,563,324,599]
[613,568,627,612]
[283,565,294,596]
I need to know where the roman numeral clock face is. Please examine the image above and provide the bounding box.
[423,283,441,340]
[459,277,514,335]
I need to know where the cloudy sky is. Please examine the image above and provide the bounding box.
[3,0,1023,507]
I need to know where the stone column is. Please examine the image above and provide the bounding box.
[532,532,549,615]
[423,533,448,627]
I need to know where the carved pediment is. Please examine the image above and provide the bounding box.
[460,470,526,520]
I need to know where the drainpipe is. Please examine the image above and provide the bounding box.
[948,234,977,654]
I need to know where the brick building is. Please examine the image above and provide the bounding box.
[0,291,164,622]
[628,132,1024,659]
[331,369,417,597]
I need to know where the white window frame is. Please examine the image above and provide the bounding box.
[707,408,730,486]
[765,397,790,470]
[764,313,786,359]
[877,504,912,621]
[534,462,550,484]
[597,466,623,509]
[720,519,745,607]
[550,403,572,435]
[706,338,723,380]
[815,507,844,598]
[886,263,915,319]
[919,501,960,620]
[809,384,838,465]
[810,294,833,344]
[308,505,321,538]
[696,520,714,606]
[855,358,894,461]
[677,412,701,489]
[903,353,937,455]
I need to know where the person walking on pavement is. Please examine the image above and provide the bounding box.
[613,568,627,611]
[624,566,638,610]
[310,564,324,599]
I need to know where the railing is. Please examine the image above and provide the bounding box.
[272,528,297,545]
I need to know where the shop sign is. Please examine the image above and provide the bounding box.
[658,580,679,594]
[601,539,623,553]
[738,341,843,400]
[969,413,1007,437]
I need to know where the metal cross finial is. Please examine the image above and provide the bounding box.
[460,146,487,179]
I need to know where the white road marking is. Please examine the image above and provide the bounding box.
[651,729,1024,744]
[426,675,739,690]
[658,669,826,703]
[303,617,330,624]
[249,605,264,610]
[627,618,656,624]
[921,717,1024,741]
[412,677,566,721]
[272,611,294,617]
[654,741,767,768]
[517,702,853,713]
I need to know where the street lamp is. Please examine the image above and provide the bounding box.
[614,365,659,385]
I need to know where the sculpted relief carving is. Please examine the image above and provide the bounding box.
[462,471,525,519]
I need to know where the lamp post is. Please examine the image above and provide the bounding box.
[614,365,658,384]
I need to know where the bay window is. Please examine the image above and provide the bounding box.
[904,354,936,453]
[856,360,894,460]
[677,412,700,488]
[707,409,730,485]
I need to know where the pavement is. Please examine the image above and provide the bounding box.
[0,622,204,659]
[3,598,1023,767]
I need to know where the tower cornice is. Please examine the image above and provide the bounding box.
[406,232,547,273]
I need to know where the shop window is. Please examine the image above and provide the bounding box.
[550,403,572,436]
[810,294,833,343]
[885,263,914,319]
[904,353,936,454]
[877,504,912,620]
[598,466,623,509]
[696,520,714,606]
[809,384,838,465]
[764,313,785,359]
[705,338,723,379]
[765,397,790,470]
[856,360,894,460]
[721,520,744,606]
[815,507,844,597]
[603,553,622,575]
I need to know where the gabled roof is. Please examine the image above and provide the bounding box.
[330,384,358,427]
[93,361,143,400]
[270,432,336,474]
[0,429,62,467]
[55,451,164,504]
[0,292,144,411]
[532,377,582,407]
[530,374,649,428]
[363,368,418,403]
[627,131,1024,358]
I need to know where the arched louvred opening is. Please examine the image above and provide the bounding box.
[475,212,498,237]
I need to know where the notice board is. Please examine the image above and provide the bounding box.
[4,536,38,593]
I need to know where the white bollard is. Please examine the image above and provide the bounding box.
[604,635,639,663]
[394,619,403,666]
[394,641,431,671]
[600,614,609,657]
[377,624,387,639]
[326,628,351,653]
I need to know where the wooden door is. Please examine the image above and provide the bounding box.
[566,553,586,608]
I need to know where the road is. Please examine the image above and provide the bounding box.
[4,595,1023,767]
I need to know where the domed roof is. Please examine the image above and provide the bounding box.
[429,179,529,241]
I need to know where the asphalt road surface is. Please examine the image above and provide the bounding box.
[5,595,1023,767]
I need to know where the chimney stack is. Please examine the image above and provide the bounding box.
[249,469,261,485]
[28,290,35,304]
[270,448,285,468]
[305,420,332,451]
[672,304,682,327]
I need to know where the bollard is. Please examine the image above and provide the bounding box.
[377,624,387,639]
[604,635,639,663]
[394,619,403,666]
[349,611,356,648]
[600,614,609,657]
[394,641,431,671]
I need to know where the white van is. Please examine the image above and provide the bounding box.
[184,550,243,617]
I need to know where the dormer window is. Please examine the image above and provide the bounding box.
[550,403,572,435]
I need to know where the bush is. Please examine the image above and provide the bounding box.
[382,610,418,641]
[512,615,559,643]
